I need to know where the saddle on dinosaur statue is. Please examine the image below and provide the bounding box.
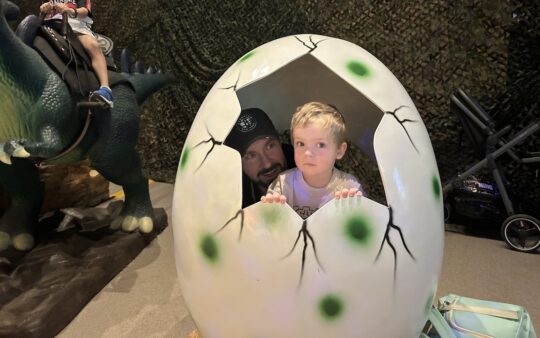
[15,12,146,108]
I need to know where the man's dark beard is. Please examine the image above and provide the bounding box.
[256,163,284,187]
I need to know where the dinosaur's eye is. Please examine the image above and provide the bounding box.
[172,34,444,338]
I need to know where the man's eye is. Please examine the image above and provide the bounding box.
[244,153,255,160]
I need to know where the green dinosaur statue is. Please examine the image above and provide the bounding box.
[0,0,175,251]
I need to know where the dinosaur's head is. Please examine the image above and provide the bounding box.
[0,0,69,144]
[0,0,21,52]
[1,0,20,22]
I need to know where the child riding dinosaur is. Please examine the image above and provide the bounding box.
[40,0,113,107]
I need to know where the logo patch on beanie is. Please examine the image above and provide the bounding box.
[236,113,257,132]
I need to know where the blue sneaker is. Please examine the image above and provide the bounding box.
[90,86,114,108]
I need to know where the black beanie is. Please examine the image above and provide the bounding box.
[225,108,279,156]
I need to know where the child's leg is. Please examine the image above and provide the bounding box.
[77,34,109,88]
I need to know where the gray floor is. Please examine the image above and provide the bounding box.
[58,182,540,337]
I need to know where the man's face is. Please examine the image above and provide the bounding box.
[242,137,286,191]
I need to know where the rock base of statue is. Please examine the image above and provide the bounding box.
[40,161,111,213]
[0,201,167,337]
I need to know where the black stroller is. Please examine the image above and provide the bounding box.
[443,89,540,253]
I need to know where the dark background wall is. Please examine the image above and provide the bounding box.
[13,0,540,205]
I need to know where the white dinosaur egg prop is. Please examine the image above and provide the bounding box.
[172,35,444,337]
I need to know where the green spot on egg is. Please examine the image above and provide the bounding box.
[239,51,256,62]
[432,175,441,200]
[319,294,344,320]
[200,234,219,263]
[179,146,190,171]
[347,60,370,78]
[344,214,372,246]
[262,205,282,226]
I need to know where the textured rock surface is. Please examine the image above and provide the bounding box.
[39,161,110,213]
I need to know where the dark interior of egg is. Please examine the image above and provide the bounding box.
[235,53,387,206]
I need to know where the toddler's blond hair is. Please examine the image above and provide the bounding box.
[291,102,346,144]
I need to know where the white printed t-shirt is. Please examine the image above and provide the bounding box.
[267,168,364,219]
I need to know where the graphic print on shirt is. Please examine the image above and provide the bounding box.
[293,205,318,219]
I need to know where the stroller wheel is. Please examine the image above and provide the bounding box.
[443,203,451,223]
[501,214,540,253]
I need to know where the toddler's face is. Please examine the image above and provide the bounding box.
[292,123,346,186]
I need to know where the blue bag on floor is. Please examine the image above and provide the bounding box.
[425,293,537,338]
